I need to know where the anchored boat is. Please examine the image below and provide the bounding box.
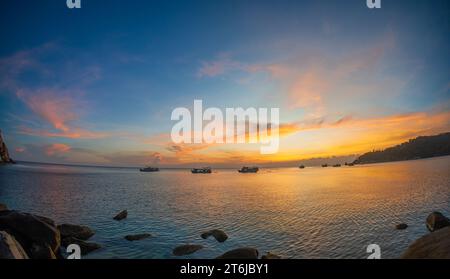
[191,167,212,174]
[140,166,160,172]
[238,166,259,173]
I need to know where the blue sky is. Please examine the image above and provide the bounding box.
[0,0,449,166]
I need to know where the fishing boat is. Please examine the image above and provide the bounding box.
[322,164,328,168]
[140,166,160,172]
[238,166,259,173]
[191,167,212,174]
[333,164,341,167]
[299,165,305,169]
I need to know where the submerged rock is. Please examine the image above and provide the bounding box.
[57,224,95,240]
[401,226,450,259]
[124,233,151,241]
[0,210,60,256]
[173,244,204,256]
[0,231,29,259]
[261,252,281,259]
[216,247,259,259]
[61,237,101,255]
[426,212,450,232]
[113,210,128,221]
[201,229,228,243]
[395,223,408,230]
[0,204,7,212]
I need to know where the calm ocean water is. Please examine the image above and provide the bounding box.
[0,156,449,259]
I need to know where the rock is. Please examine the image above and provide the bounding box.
[29,243,56,259]
[216,247,259,259]
[0,231,29,259]
[124,233,151,241]
[395,223,408,230]
[35,215,56,227]
[57,224,95,240]
[261,252,281,259]
[401,226,450,259]
[0,204,7,212]
[426,212,450,232]
[61,237,101,255]
[0,131,14,164]
[173,244,204,256]
[201,229,228,243]
[113,210,128,221]
[0,210,60,255]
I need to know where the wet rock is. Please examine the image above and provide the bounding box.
[216,247,259,259]
[261,252,281,259]
[57,224,95,240]
[201,229,228,243]
[124,233,151,241]
[29,243,56,259]
[35,215,56,227]
[395,223,408,230]
[0,204,7,212]
[0,231,29,259]
[173,244,204,256]
[401,226,450,259]
[113,210,128,221]
[0,210,60,254]
[426,212,450,232]
[61,237,101,255]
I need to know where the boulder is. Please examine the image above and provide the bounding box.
[426,212,450,232]
[0,210,60,254]
[57,224,95,240]
[261,252,281,259]
[29,243,56,259]
[113,210,128,221]
[124,233,151,241]
[401,226,450,259]
[173,244,204,256]
[61,237,101,255]
[201,229,228,243]
[216,247,259,259]
[0,204,7,212]
[0,231,29,259]
[395,223,408,230]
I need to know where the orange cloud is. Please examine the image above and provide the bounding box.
[45,143,71,156]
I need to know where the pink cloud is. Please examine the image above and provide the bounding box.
[45,143,71,156]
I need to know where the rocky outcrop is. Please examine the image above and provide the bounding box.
[61,237,101,255]
[124,233,151,241]
[0,131,14,164]
[113,210,128,221]
[261,252,281,259]
[57,224,95,240]
[216,247,259,259]
[173,244,204,256]
[0,231,29,259]
[0,203,7,212]
[201,229,228,243]
[426,212,450,232]
[401,226,450,259]
[0,210,60,258]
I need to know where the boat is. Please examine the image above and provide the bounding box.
[299,165,305,169]
[333,164,341,167]
[322,164,328,168]
[140,166,159,172]
[238,166,259,173]
[191,167,212,174]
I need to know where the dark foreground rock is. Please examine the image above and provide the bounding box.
[0,210,60,258]
[0,203,7,212]
[61,237,101,255]
[201,229,228,243]
[0,231,29,259]
[173,244,204,256]
[395,223,408,230]
[426,212,450,232]
[58,224,95,240]
[29,243,56,259]
[401,226,450,259]
[261,252,281,259]
[113,210,128,221]
[124,233,151,241]
[216,247,259,259]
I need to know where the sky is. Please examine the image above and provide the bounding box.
[0,0,449,167]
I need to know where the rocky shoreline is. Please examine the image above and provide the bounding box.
[0,203,448,259]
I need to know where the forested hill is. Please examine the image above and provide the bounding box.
[353,132,450,165]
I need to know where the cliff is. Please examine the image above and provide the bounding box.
[354,132,450,165]
[0,130,14,164]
